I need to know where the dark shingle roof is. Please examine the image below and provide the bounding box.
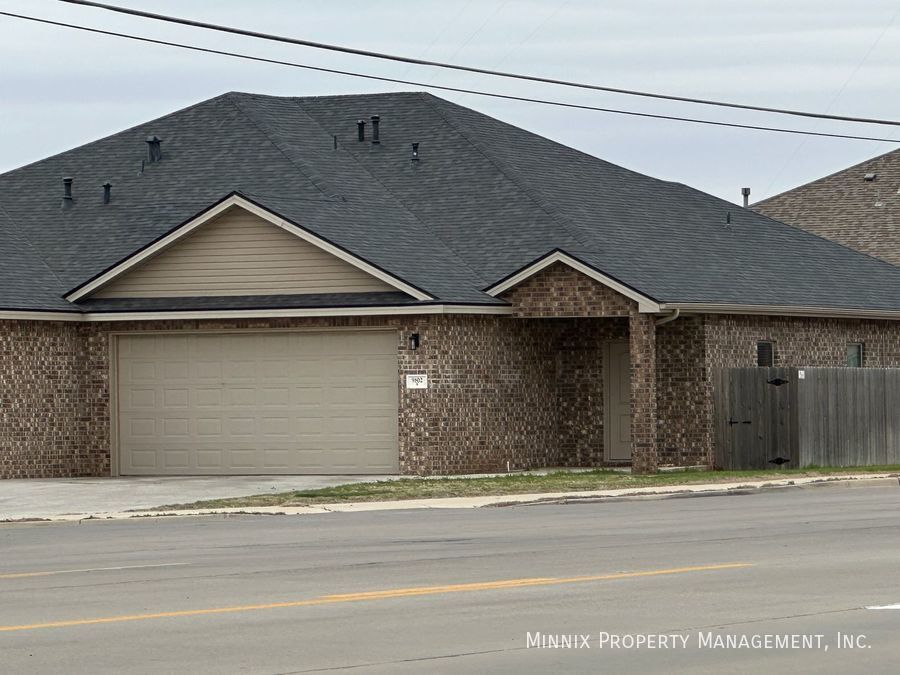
[2,91,900,314]
[752,148,900,268]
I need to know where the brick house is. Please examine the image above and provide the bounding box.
[3,91,900,479]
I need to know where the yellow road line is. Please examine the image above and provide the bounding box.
[0,563,190,580]
[0,562,752,633]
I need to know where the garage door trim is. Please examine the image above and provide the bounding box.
[110,327,399,477]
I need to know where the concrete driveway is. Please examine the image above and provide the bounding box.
[0,475,392,521]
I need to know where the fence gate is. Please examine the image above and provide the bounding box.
[713,367,797,470]
[713,367,900,470]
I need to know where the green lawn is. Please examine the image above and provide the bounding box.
[151,465,900,510]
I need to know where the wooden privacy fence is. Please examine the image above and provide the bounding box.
[713,367,900,470]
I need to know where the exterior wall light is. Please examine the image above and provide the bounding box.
[409,333,420,350]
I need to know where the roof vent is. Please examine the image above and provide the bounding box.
[864,172,877,182]
[146,135,162,163]
[357,119,366,142]
[102,182,112,205]
[411,142,420,162]
[62,176,74,209]
[741,187,751,207]
[370,115,380,145]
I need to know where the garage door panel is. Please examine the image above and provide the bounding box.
[227,417,256,436]
[162,418,190,437]
[196,449,223,468]
[163,388,189,408]
[228,388,257,407]
[195,388,223,407]
[196,418,222,436]
[259,387,291,406]
[194,361,222,380]
[118,331,399,475]
[163,450,191,469]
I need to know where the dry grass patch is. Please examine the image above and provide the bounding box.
[151,465,900,511]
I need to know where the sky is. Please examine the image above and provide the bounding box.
[0,0,898,204]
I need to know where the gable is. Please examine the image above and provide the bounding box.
[487,251,660,314]
[499,262,636,317]
[91,206,396,299]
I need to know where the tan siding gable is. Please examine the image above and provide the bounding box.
[94,207,395,298]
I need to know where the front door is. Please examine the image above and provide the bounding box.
[604,341,632,461]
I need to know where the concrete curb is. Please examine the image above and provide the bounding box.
[3,473,897,523]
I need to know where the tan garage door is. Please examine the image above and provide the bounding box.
[116,331,399,475]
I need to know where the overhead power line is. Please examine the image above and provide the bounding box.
[57,0,900,128]
[1,11,898,144]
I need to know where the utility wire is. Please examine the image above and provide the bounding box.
[762,6,900,198]
[1,10,898,144]
[57,0,900,128]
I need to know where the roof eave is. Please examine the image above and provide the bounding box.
[661,302,900,321]
[0,303,513,323]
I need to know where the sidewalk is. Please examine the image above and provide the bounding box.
[0,474,397,522]
[5,473,897,523]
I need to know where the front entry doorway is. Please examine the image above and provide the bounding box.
[604,341,632,461]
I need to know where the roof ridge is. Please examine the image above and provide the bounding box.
[0,92,235,181]
[0,201,68,295]
[226,94,337,199]
[228,90,424,102]
[420,93,593,251]
[290,98,490,290]
[422,93,674,188]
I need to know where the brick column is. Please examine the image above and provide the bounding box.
[629,309,658,474]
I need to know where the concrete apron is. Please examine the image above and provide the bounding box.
[3,474,897,523]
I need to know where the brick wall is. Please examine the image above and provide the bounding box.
[629,310,658,473]
[704,315,900,368]
[656,315,709,466]
[501,262,633,318]
[1,314,561,478]
[7,280,900,478]
[0,321,106,478]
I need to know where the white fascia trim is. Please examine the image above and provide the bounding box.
[486,251,660,313]
[0,311,83,322]
[81,304,512,321]
[662,303,900,321]
[65,195,432,302]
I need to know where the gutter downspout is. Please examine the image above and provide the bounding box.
[654,308,680,327]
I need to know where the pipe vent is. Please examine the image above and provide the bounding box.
[146,135,162,163]
[62,177,74,208]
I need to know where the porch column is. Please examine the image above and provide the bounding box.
[629,308,658,474]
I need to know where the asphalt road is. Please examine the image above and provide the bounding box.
[1,482,899,674]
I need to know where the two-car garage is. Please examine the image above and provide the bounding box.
[115,330,400,475]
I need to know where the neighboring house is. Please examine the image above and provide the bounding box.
[753,148,900,266]
[3,91,900,480]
